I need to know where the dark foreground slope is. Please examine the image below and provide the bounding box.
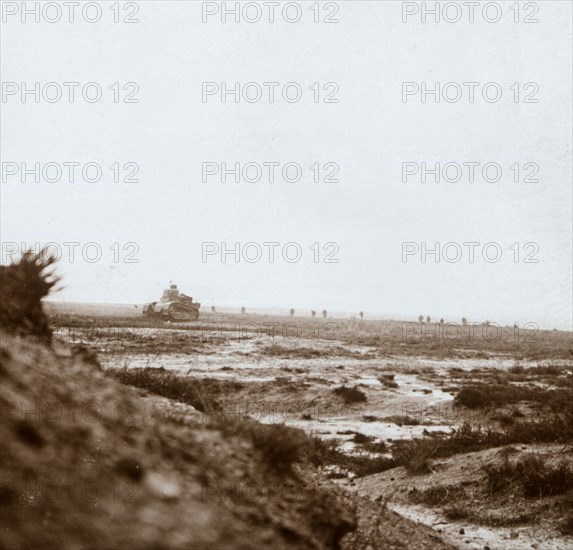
[0,254,453,549]
[0,335,358,549]
[1,334,459,550]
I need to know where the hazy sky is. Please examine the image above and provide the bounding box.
[1,1,572,329]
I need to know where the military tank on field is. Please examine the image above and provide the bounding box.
[143,284,200,321]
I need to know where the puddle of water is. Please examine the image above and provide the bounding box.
[99,343,459,446]
[278,418,451,443]
[394,374,454,403]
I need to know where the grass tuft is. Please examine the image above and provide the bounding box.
[483,454,573,497]
[332,385,367,404]
[0,250,59,342]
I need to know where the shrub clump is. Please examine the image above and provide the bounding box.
[0,251,59,342]
[378,374,398,389]
[332,385,367,404]
[392,438,438,475]
[454,383,572,410]
[483,454,573,497]
[248,423,309,473]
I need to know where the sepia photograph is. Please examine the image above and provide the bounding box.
[1,1,572,549]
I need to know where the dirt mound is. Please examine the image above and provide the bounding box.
[0,334,356,549]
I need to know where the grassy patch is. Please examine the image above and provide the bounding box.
[483,454,573,497]
[454,383,572,410]
[306,437,396,477]
[311,412,573,478]
[444,504,470,520]
[383,414,573,475]
[350,433,387,454]
[392,439,438,475]
[248,423,308,473]
[107,367,244,413]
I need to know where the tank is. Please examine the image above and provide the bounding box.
[143,284,201,321]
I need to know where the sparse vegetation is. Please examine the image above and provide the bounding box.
[432,414,571,452]
[332,385,367,404]
[378,373,399,389]
[443,504,470,520]
[107,367,244,413]
[483,454,573,497]
[0,250,59,342]
[560,513,573,535]
[248,423,307,473]
[392,438,438,475]
[31,277,573,546]
[8,246,573,548]
[409,485,468,507]
[455,383,573,410]
[352,432,372,444]
[383,415,424,426]
[261,345,323,358]
[445,506,534,527]
[362,440,388,454]
[305,434,344,467]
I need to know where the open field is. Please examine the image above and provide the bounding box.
[45,306,573,549]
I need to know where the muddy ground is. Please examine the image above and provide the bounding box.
[46,310,573,549]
